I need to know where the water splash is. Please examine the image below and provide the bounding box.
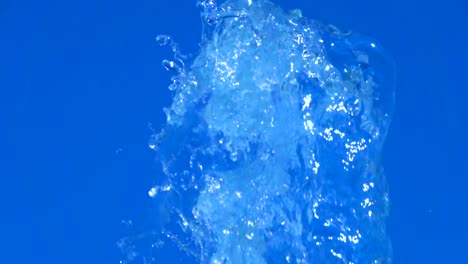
[122,0,395,263]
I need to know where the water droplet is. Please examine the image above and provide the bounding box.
[148,187,158,197]
[155,35,172,46]
[229,151,238,161]
[162,59,182,73]
[168,83,177,91]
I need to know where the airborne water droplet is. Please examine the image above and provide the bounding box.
[162,59,182,73]
[155,34,172,46]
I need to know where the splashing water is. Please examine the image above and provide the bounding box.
[123,0,396,263]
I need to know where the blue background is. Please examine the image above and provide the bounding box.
[1,0,467,263]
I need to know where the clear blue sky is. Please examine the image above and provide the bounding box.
[1,0,467,263]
